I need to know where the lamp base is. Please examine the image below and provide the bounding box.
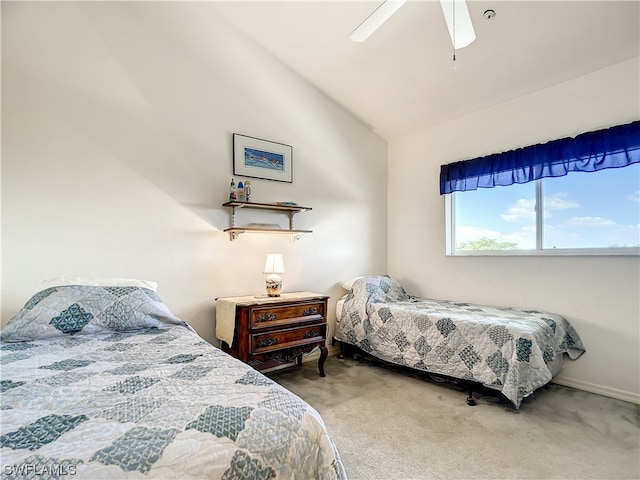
[265,274,282,297]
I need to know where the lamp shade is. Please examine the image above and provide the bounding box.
[264,254,286,274]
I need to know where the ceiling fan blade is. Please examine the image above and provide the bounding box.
[440,0,476,49]
[349,0,408,43]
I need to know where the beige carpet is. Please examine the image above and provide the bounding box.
[267,356,640,480]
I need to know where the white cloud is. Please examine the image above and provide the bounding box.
[563,216,616,228]
[500,193,579,223]
[545,192,579,211]
[455,225,535,249]
[627,191,640,203]
[546,221,639,248]
[501,198,535,222]
[455,226,502,241]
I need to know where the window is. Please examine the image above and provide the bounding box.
[452,182,536,251]
[447,164,640,254]
[441,121,640,255]
[542,165,639,250]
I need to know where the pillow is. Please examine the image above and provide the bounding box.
[340,276,365,291]
[352,275,409,303]
[36,277,158,292]
[1,284,184,343]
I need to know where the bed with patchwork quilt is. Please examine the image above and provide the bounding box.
[1,281,346,479]
[334,275,585,408]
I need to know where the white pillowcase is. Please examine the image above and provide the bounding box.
[340,276,365,291]
[36,277,158,293]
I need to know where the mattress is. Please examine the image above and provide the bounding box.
[335,275,585,407]
[1,283,346,479]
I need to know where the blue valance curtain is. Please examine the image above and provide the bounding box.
[440,120,640,195]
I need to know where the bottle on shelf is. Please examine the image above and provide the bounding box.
[237,181,245,202]
[245,181,252,202]
[229,179,237,201]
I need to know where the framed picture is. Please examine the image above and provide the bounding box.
[233,133,293,183]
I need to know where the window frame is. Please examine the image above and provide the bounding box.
[445,178,640,256]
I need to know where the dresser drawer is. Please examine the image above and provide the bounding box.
[251,323,327,354]
[218,293,329,376]
[249,300,325,330]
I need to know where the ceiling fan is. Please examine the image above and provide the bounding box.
[350,0,476,50]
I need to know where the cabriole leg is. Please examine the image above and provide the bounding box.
[318,346,328,377]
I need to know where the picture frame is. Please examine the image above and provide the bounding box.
[233,133,293,183]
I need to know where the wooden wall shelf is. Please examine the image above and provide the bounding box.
[222,201,313,241]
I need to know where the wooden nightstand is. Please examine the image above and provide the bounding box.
[216,293,329,376]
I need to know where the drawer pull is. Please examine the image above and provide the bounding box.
[256,313,277,322]
[257,337,278,348]
[304,329,320,339]
[302,308,319,316]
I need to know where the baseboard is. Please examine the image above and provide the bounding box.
[552,377,640,405]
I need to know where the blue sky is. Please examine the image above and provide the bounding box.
[455,163,640,249]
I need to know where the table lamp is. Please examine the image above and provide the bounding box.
[264,253,285,296]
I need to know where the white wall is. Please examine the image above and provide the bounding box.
[388,58,640,403]
[1,2,388,344]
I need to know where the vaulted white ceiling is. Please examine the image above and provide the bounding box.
[210,1,639,140]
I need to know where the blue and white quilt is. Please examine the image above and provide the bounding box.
[1,284,345,479]
[335,276,585,408]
